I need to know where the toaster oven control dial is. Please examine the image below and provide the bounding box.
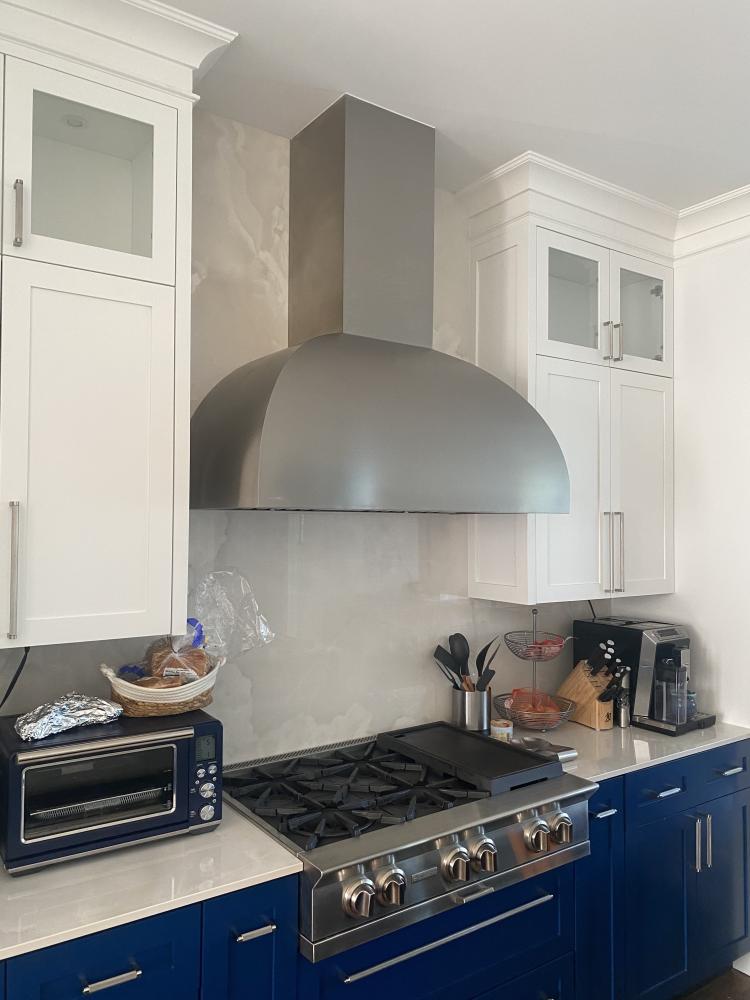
[524,818,551,853]
[199,781,216,799]
[441,845,471,883]
[375,867,407,907]
[199,804,215,822]
[342,877,376,919]
[468,835,498,873]
[549,812,574,845]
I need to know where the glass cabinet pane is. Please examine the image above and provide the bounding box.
[548,247,599,350]
[619,268,664,362]
[31,91,154,257]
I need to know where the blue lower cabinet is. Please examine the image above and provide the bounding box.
[1,961,5,1000]
[6,905,200,1000]
[201,874,298,1000]
[297,866,574,1000]
[575,776,625,1000]
[474,953,574,1000]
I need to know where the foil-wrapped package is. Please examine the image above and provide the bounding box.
[15,692,122,741]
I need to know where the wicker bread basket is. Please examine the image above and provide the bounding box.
[100,657,224,717]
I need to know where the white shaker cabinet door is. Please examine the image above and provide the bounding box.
[535,357,612,602]
[610,369,674,598]
[610,251,673,377]
[3,57,177,284]
[0,258,175,647]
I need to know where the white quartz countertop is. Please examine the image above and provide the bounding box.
[555,720,750,782]
[0,806,301,962]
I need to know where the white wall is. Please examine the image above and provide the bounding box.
[0,110,594,764]
[613,236,750,726]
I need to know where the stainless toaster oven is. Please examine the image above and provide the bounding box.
[0,709,222,873]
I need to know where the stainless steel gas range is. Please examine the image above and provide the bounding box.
[223,723,597,962]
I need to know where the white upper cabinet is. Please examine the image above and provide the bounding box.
[535,357,612,603]
[3,58,177,283]
[537,230,611,367]
[610,369,674,597]
[610,252,673,377]
[0,259,175,647]
[538,229,673,377]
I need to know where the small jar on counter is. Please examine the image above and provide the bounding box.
[490,718,513,742]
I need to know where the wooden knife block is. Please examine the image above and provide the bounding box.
[557,660,614,731]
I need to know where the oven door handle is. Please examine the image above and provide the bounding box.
[341,892,555,984]
[16,728,195,763]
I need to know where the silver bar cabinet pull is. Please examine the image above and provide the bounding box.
[721,765,744,777]
[614,511,625,593]
[602,320,614,361]
[8,501,20,640]
[81,967,142,994]
[656,786,682,800]
[613,321,624,361]
[342,894,554,984]
[590,807,618,820]
[602,512,613,593]
[705,813,713,868]
[236,923,276,944]
[695,816,702,873]
[13,179,24,247]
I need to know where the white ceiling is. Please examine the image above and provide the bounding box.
[177,0,750,208]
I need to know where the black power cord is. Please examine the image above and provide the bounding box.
[588,599,597,621]
[0,646,30,712]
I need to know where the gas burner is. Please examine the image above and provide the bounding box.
[285,805,378,850]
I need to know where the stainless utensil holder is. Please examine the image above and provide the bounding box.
[452,689,490,732]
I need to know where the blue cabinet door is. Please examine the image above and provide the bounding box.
[202,875,297,1000]
[624,808,697,1000]
[7,906,200,1000]
[690,787,750,981]
[575,776,625,1000]
[473,953,575,1000]
[1,960,5,1000]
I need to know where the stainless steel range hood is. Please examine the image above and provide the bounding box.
[190,96,569,513]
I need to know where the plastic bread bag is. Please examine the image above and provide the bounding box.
[146,617,210,682]
[16,692,122,741]
[191,570,274,660]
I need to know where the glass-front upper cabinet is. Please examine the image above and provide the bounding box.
[537,229,611,366]
[3,58,177,284]
[610,251,673,377]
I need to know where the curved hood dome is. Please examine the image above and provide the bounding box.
[190,333,569,513]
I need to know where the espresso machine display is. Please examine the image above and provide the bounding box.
[573,617,716,737]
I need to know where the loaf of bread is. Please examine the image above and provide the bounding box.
[146,639,210,680]
[135,675,182,689]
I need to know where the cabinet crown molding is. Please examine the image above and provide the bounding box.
[0,0,237,101]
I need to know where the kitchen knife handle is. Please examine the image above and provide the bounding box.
[8,501,20,640]
[13,179,24,247]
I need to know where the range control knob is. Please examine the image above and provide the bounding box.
[199,804,215,822]
[342,877,376,919]
[441,845,471,883]
[375,867,407,907]
[199,782,216,800]
[549,812,574,845]
[524,818,552,854]
[468,836,498,873]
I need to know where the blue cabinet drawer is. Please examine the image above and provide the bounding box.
[7,906,200,1000]
[474,953,575,1000]
[696,740,750,801]
[297,866,574,1000]
[625,756,702,827]
[202,875,298,1000]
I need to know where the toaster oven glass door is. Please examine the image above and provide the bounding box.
[21,744,176,843]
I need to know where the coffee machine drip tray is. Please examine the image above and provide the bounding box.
[631,713,717,737]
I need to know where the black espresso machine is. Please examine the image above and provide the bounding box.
[573,617,716,736]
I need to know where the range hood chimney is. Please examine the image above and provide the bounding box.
[190,96,570,513]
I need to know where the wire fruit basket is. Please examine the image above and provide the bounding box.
[493,691,575,732]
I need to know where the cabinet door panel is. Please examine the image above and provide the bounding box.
[610,370,674,597]
[537,229,611,366]
[625,811,697,1000]
[473,954,575,1000]
[576,778,625,1000]
[0,258,175,646]
[611,252,673,377]
[535,357,611,602]
[3,57,176,283]
[693,790,750,978]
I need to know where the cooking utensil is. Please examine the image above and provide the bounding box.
[449,633,473,691]
[476,635,501,677]
[476,668,495,692]
[434,645,464,687]
[434,659,460,689]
